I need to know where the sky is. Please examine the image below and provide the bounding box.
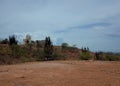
[0,0,120,52]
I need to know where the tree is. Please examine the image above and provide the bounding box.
[72,44,76,48]
[87,47,89,51]
[61,43,68,49]
[44,36,53,60]
[0,38,9,44]
[81,47,89,52]
[36,40,40,48]
[9,35,18,45]
[8,35,19,58]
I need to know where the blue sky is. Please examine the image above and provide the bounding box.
[0,0,120,52]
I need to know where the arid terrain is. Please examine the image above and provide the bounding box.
[0,61,120,86]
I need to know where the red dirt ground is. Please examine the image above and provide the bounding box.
[0,61,120,86]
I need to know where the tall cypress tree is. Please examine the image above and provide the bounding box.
[9,35,18,46]
[44,36,53,60]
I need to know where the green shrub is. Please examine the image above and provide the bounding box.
[80,52,91,60]
[105,54,120,61]
[95,52,120,61]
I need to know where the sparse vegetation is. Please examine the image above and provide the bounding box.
[80,47,91,60]
[95,52,120,61]
[81,52,90,60]
[0,35,120,64]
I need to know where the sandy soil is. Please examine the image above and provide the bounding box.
[0,61,120,86]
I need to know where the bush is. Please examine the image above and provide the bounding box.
[105,53,120,61]
[10,45,21,58]
[95,52,120,61]
[80,52,91,60]
[0,38,9,44]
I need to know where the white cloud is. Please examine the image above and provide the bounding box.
[0,0,120,52]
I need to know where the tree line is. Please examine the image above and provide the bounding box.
[0,35,54,61]
[0,35,120,64]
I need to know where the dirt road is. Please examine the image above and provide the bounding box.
[0,61,120,86]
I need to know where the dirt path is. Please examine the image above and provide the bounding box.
[0,61,120,86]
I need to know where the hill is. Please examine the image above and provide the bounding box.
[0,44,120,64]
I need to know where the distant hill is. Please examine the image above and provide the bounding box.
[0,44,120,64]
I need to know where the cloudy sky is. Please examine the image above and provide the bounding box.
[0,0,120,52]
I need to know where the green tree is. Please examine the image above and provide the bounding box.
[44,37,53,60]
[9,35,18,46]
[81,47,89,52]
[61,43,68,49]
[0,38,9,44]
